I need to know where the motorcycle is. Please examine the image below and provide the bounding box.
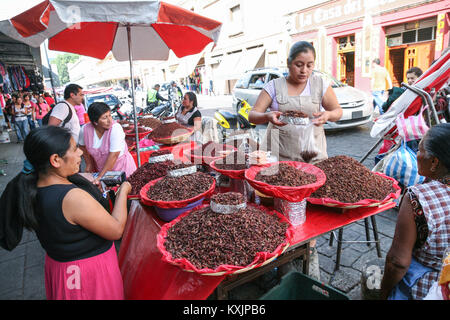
[214,98,256,141]
[111,102,142,121]
[151,96,180,120]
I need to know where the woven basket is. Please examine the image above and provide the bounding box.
[306,172,401,210]
[156,203,294,276]
[152,128,194,145]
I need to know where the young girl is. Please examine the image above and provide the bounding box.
[35,96,49,127]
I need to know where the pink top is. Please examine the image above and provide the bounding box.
[73,104,86,125]
[35,103,49,120]
[83,122,137,177]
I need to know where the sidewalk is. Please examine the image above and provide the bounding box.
[0,133,46,300]
[0,126,398,300]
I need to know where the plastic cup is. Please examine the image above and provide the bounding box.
[275,198,307,226]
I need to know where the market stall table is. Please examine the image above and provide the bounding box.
[118,200,395,300]
[129,141,197,166]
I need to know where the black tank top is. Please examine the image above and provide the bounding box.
[35,184,112,262]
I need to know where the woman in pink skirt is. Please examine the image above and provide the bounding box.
[0,126,131,300]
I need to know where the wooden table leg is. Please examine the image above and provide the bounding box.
[213,243,310,300]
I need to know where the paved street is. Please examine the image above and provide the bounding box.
[0,95,397,300]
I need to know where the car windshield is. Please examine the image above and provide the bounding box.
[313,70,344,88]
[86,94,118,108]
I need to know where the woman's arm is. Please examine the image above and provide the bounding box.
[249,90,286,126]
[79,145,96,173]
[32,104,36,121]
[63,182,132,240]
[193,117,202,132]
[380,194,417,299]
[312,86,343,126]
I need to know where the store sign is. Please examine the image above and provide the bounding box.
[294,0,424,32]
[435,13,446,52]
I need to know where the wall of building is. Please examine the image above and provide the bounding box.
[286,0,450,93]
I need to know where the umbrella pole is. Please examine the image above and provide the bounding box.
[127,24,141,167]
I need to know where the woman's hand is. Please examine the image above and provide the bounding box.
[267,111,287,127]
[92,177,101,187]
[118,181,132,195]
[312,111,330,126]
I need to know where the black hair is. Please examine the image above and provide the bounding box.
[372,58,381,65]
[64,83,83,100]
[406,67,423,78]
[423,123,450,171]
[288,41,316,64]
[0,126,72,232]
[87,102,110,123]
[185,91,198,108]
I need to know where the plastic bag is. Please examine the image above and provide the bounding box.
[156,203,294,276]
[395,106,429,142]
[296,122,320,163]
[140,176,216,209]
[384,140,425,187]
[244,161,326,202]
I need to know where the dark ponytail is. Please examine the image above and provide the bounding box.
[0,126,72,250]
[423,123,450,171]
[185,92,198,108]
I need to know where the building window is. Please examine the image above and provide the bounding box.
[402,30,416,43]
[387,24,436,47]
[418,27,433,42]
[229,4,243,37]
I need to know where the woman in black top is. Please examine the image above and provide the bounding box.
[0,126,131,300]
[176,92,202,141]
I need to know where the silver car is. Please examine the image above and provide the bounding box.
[232,68,374,130]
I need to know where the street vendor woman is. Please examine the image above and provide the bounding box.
[248,41,342,163]
[248,41,343,280]
[381,123,450,300]
[175,91,202,141]
[79,102,137,186]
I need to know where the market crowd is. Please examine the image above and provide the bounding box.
[0,41,449,301]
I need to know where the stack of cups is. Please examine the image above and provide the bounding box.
[274,198,307,226]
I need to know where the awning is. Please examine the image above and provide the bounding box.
[215,51,242,78]
[172,52,203,79]
[235,47,265,74]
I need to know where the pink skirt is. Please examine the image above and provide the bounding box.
[45,243,124,300]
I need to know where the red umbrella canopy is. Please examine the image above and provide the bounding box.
[1,0,222,61]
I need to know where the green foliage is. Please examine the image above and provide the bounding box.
[53,53,80,85]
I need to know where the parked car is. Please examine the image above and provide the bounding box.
[232,67,374,130]
[85,92,134,115]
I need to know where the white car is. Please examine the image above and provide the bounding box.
[318,71,374,130]
[232,68,374,130]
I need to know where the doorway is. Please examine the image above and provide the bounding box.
[339,51,355,87]
[337,34,355,87]
[389,48,405,88]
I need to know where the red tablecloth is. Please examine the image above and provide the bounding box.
[130,141,197,166]
[118,200,395,300]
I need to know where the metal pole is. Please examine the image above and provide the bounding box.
[401,82,441,125]
[127,24,141,167]
[44,40,58,101]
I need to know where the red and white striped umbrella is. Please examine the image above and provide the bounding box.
[0,0,222,166]
[0,0,222,61]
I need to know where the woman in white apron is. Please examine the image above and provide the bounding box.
[175,91,202,142]
[248,41,343,279]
